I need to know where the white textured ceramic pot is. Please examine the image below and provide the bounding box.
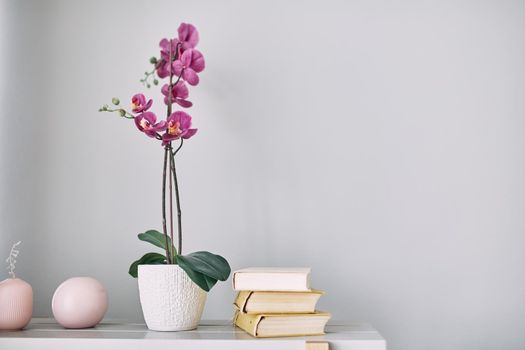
[138,264,207,331]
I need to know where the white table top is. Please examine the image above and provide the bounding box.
[0,318,386,350]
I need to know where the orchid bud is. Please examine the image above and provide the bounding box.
[119,109,126,117]
[112,98,120,105]
[153,79,158,86]
[150,57,158,64]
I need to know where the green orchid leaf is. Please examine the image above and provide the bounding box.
[128,252,167,278]
[202,274,219,290]
[176,251,231,282]
[176,261,218,292]
[138,230,177,257]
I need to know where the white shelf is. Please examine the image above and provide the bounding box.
[0,318,386,350]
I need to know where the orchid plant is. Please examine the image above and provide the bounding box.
[99,23,230,292]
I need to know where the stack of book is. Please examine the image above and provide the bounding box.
[232,267,331,338]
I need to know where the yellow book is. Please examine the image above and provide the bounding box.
[234,290,323,314]
[234,310,331,338]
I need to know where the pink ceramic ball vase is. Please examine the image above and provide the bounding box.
[0,278,33,330]
[52,277,108,329]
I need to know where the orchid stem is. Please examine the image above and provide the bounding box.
[169,140,183,255]
[140,67,156,87]
[100,107,134,119]
[167,43,174,117]
[163,41,183,258]
[168,145,175,258]
[173,73,183,87]
[161,147,172,264]
[174,138,184,155]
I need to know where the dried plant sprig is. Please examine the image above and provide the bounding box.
[6,241,21,278]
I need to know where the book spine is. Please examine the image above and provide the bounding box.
[232,272,237,290]
[233,291,253,313]
[233,311,262,337]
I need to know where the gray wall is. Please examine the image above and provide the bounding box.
[2,0,525,349]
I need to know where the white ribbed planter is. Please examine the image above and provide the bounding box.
[138,265,207,331]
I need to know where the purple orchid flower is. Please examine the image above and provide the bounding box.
[131,94,153,113]
[157,38,179,79]
[162,111,198,145]
[178,23,199,51]
[156,61,170,79]
[134,112,167,138]
[173,49,205,86]
[161,82,192,108]
[159,38,179,62]
[156,23,199,80]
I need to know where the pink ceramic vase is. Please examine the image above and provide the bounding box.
[0,278,33,330]
[52,277,108,329]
